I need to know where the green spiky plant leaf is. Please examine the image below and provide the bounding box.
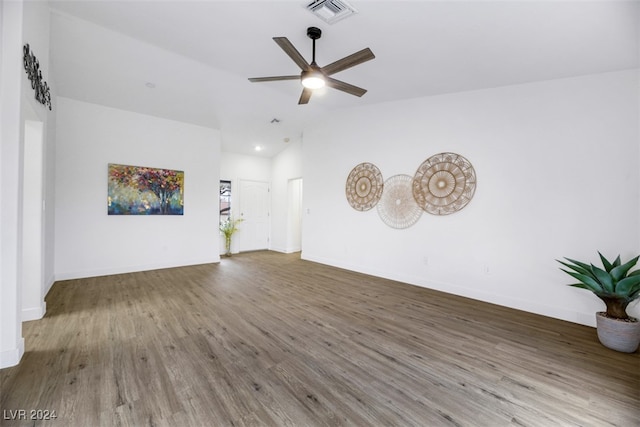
[557,252,640,320]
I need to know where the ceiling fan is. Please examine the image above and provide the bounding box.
[248,27,375,105]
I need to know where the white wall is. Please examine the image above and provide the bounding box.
[1,0,55,368]
[21,0,55,322]
[220,151,271,183]
[55,98,221,279]
[43,83,56,297]
[0,0,26,369]
[270,141,303,253]
[302,70,639,327]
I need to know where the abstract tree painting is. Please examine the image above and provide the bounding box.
[108,163,184,215]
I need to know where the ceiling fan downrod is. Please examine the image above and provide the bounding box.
[307,27,322,67]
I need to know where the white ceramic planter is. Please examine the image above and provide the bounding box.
[596,312,640,353]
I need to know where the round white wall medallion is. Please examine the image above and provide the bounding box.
[377,174,422,229]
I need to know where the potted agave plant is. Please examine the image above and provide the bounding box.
[220,217,244,256]
[558,252,640,353]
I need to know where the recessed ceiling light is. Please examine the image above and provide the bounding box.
[255,146,262,152]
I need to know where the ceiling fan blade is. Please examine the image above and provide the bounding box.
[249,75,300,83]
[321,48,375,76]
[298,88,312,105]
[273,37,310,71]
[326,77,367,97]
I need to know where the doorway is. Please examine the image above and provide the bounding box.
[21,119,44,321]
[286,178,303,253]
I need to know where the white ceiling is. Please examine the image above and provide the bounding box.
[48,0,639,157]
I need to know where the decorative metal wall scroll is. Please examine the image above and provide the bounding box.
[23,44,52,111]
[412,152,476,215]
[377,174,422,229]
[345,162,384,211]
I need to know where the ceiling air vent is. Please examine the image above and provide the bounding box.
[306,0,357,24]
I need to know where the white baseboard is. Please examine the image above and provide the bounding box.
[22,302,46,322]
[45,274,55,296]
[54,257,220,281]
[0,338,24,369]
[270,246,301,254]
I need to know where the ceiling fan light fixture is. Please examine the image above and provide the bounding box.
[249,26,374,104]
[301,70,325,89]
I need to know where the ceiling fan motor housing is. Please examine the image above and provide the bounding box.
[307,27,322,40]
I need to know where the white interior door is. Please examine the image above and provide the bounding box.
[238,180,270,252]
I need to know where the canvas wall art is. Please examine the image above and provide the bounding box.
[108,163,184,215]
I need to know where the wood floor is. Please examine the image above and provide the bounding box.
[1,251,638,427]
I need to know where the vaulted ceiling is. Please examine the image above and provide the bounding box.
[48,0,639,157]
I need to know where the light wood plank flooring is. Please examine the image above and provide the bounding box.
[1,251,638,426]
